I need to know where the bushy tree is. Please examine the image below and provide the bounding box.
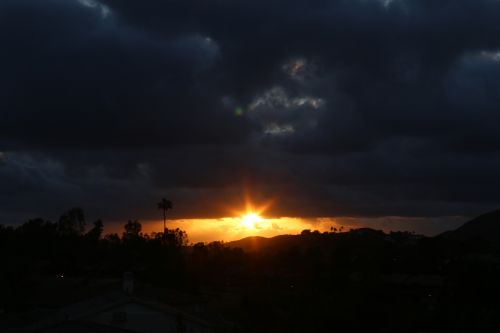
[58,207,85,236]
[123,219,142,241]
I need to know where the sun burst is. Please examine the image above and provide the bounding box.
[240,213,262,229]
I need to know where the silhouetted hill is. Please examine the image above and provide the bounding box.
[226,234,299,252]
[440,210,500,243]
[226,228,388,252]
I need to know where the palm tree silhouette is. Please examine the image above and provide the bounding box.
[157,198,173,235]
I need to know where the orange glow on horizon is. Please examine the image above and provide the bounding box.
[105,214,465,244]
[107,191,333,242]
[135,216,338,243]
[137,194,324,242]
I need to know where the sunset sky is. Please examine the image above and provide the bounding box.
[2,0,500,241]
[136,215,466,243]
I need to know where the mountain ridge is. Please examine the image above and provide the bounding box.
[439,209,500,243]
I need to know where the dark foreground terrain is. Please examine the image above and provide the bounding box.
[2,209,500,332]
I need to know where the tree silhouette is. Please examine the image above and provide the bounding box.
[58,207,85,236]
[157,198,173,235]
[123,219,142,241]
[85,219,103,242]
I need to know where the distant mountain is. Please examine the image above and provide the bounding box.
[226,228,388,252]
[439,210,500,243]
[226,234,300,252]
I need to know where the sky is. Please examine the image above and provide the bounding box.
[1,0,500,240]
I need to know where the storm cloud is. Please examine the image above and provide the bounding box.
[1,0,500,225]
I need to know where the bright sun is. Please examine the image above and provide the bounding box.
[241,213,262,229]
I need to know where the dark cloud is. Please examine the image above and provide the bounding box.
[0,0,249,150]
[1,0,500,225]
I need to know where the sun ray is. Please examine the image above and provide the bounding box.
[240,213,262,230]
